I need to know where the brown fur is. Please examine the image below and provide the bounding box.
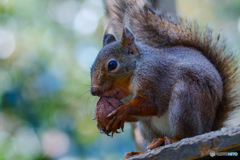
[105,0,240,130]
[90,1,240,157]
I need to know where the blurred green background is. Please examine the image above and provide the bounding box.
[0,0,239,160]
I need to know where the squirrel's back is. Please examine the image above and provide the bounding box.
[105,0,240,130]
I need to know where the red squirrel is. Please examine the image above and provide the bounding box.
[90,0,240,158]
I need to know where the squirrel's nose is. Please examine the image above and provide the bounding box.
[91,87,102,96]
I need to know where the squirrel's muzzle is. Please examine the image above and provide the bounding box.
[91,86,102,96]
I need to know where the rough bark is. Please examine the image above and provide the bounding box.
[124,125,240,160]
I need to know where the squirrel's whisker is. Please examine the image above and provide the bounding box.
[112,87,128,102]
[112,84,136,97]
[111,88,120,99]
[78,90,91,99]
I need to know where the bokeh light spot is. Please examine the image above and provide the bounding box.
[0,28,15,59]
[75,44,98,71]
[42,129,70,158]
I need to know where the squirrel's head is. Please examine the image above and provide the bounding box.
[91,28,139,98]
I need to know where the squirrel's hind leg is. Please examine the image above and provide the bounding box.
[169,80,217,138]
[124,151,146,159]
[123,136,179,159]
[147,136,179,150]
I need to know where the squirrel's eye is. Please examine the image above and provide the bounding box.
[108,61,118,71]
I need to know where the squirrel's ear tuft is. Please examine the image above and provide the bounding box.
[103,34,116,47]
[121,27,135,47]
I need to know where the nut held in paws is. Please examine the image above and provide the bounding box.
[95,97,123,132]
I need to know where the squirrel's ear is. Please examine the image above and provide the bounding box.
[103,34,116,46]
[121,27,135,47]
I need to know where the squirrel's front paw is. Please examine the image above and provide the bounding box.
[105,105,130,134]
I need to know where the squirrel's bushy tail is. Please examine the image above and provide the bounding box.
[105,0,240,129]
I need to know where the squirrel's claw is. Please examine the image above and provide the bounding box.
[105,108,119,119]
[164,136,172,145]
[120,121,125,132]
[104,115,109,120]
[106,115,116,131]
[111,128,120,134]
[100,128,107,134]
[105,130,111,136]
[147,136,179,150]
[105,106,129,134]
[100,129,104,134]
[147,138,164,150]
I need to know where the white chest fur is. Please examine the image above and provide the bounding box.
[137,110,175,142]
[150,111,172,136]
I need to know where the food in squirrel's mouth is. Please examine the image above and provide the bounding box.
[102,91,126,100]
[94,96,123,135]
[114,91,126,100]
